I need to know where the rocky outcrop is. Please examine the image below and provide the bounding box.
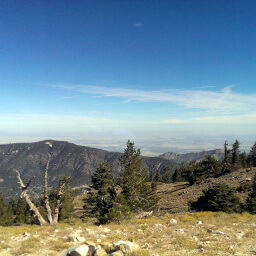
[61,240,140,256]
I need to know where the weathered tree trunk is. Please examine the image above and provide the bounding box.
[15,170,47,225]
[44,154,53,224]
[52,182,66,224]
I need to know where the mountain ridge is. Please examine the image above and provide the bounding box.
[0,140,178,199]
[159,149,224,163]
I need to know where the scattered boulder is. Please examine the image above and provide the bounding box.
[94,245,108,256]
[113,241,139,254]
[66,244,89,256]
[109,251,124,256]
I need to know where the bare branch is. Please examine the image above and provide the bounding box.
[15,169,47,225]
[23,176,35,191]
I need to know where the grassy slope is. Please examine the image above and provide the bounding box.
[0,212,256,255]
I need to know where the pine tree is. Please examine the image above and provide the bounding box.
[190,183,240,213]
[222,141,232,174]
[12,198,36,224]
[160,166,173,183]
[0,193,13,226]
[248,141,256,167]
[118,140,158,212]
[232,140,241,168]
[84,161,117,224]
[246,174,256,214]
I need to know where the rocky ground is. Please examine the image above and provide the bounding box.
[0,211,256,256]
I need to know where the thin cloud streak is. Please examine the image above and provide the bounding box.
[133,23,143,27]
[162,113,256,124]
[48,84,256,114]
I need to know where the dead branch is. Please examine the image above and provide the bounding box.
[15,169,47,225]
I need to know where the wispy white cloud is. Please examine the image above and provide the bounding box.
[48,84,256,114]
[162,113,256,124]
[133,23,143,27]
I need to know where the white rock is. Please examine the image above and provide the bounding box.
[109,251,124,256]
[94,245,107,256]
[197,221,203,225]
[66,244,89,256]
[113,241,139,253]
[170,218,177,225]
[103,227,111,233]
[214,230,225,235]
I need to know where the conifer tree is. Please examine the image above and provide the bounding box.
[0,193,13,226]
[118,140,158,212]
[222,141,232,174]
[248,141,256,167]
[84,161,117,223]
[232,140,241,168]
[246,174,256,214]
[190,183,240,213]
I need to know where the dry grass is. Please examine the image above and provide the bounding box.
[0,212,256,255]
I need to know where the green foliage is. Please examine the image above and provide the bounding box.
[248,141,256,167]
[47,176,76,221]
[84,161,117,224]
[246,174,256,214]
[158,166,173,183]
[190,183,241,213]
[231,139,241,169]
[0,193,13,226]
[172,165,187,182]
[11,198,37,225]
[118,140,158,212]
[108,194,131,222]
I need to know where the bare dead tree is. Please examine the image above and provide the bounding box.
[44,153,53,224]
[15,169,47,225]
[15,144,69,225]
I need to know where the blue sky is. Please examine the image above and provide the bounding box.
[1,1,256,155]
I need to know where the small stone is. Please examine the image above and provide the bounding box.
[214,230,225,235]
[197,221,203,225]
[100,242,115,253]
[170,218,178,225]
[109,251,124,256]
[94,245,107,256]
[113,240,140,253]
[76,236,86,242]
[23,232,30,237]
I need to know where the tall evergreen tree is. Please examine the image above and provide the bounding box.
[248,141,256,167]
[232,140,241,168]
[84,161,117,223]
[118,140,158,212]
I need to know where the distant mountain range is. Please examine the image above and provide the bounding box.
[0,140,225,199]
[159,149,224,163]
[0,140,179,199]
